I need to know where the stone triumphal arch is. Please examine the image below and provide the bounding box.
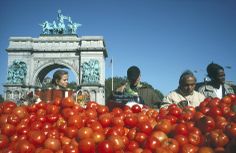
[4,10,108,105]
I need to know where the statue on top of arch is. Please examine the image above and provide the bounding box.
[40,9,82,35]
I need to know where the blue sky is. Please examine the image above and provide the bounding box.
[0,0,236,95]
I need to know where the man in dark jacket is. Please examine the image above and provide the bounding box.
[115,66,162,109]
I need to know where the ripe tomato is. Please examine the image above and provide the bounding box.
[209,129,229,147]
[12,106,29,119]
[61,97,75,108]
[124,116,138,128]
[154,119,172,134]
[188,133,201,146]
[86,101,98,110]
[97,140,114,153]
[78,138,95,153]
[44,138,61,151]
[151,130,168,143]
[198,146,214,153]
[77,127,93,139]
[225,122,236,139]
[196,116,215,133]
[174,134,188,146]
[67,114,83,128]
[181,143,199,153]
[221,95,232,105]
[92,131,105,143]
[98,113,112,128]
[17,139,36,153]
[1,123,15,136]
[131,104,141,113]
[28,130,46,146]
[138,121,153,135]
[97,105,109,115]
[63,144,79,153]
[144,136,161,151]
[0,134,9,149]
[134,132,148,144]
[161,138,179,153]
[126,140,139,151]
[108,135,124,151]
[174,123,188,136]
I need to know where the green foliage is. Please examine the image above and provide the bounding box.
[105,77,164,101]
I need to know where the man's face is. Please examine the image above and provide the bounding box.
[214,69,225,84]
[180,76,196,95]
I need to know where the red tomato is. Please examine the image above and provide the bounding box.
[28,130,46,146]
[61,108,76,119]
[46,104,60,114]
[65,126,78,139]
[7,113,20,125]
[126,140,139,151]
[63,144,79,153]
[209,129,229,147]
[78,138,95,153]
[92,131,105,143]
[138,121,153,135]
[196,116,215,133]
[134,132,147,144]
[12,106,29,119]
[0,134,9,149]
[107,135,124,151]
[181,143,199,153]
[154,119,172,134]
[77,127,93,139]
[86,101,98,110]
[67,114,83,128]
[97,105,109,115]
[174,123,188,136]
[85,108,98,119]
[98,113,112,128]
[127,128,137,140]
[97,140,114,153]
[131,104,141,113]
[161,138,179,153]
[221,95,232,105]
[112,116,124,126]
[174,134,189,146]
[17,139,36,153]
[2,101,17,114]
[61,97,75,108]
[188,133,201,146]
[151,130,168,143]
[198,146,214,153]
[124,116,138,128]
[44,138,61,151]
[225,122,236,139]
[144,136,161,151]
[1,123,15,136]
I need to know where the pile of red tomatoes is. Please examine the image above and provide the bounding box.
[0,94,236,153]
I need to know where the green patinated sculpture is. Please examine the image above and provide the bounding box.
[40,9,82,35]
[82,59,100,84]
[7,60,27,84]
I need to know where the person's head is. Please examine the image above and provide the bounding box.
[179,70,196,95]
[51,69,69,88]
[207,63,225,85]
[127,66,141,86]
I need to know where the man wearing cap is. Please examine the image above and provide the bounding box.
[115,66,162,109]
[197,63,234,98]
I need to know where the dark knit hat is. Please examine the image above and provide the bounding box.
[127,66,140,82]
